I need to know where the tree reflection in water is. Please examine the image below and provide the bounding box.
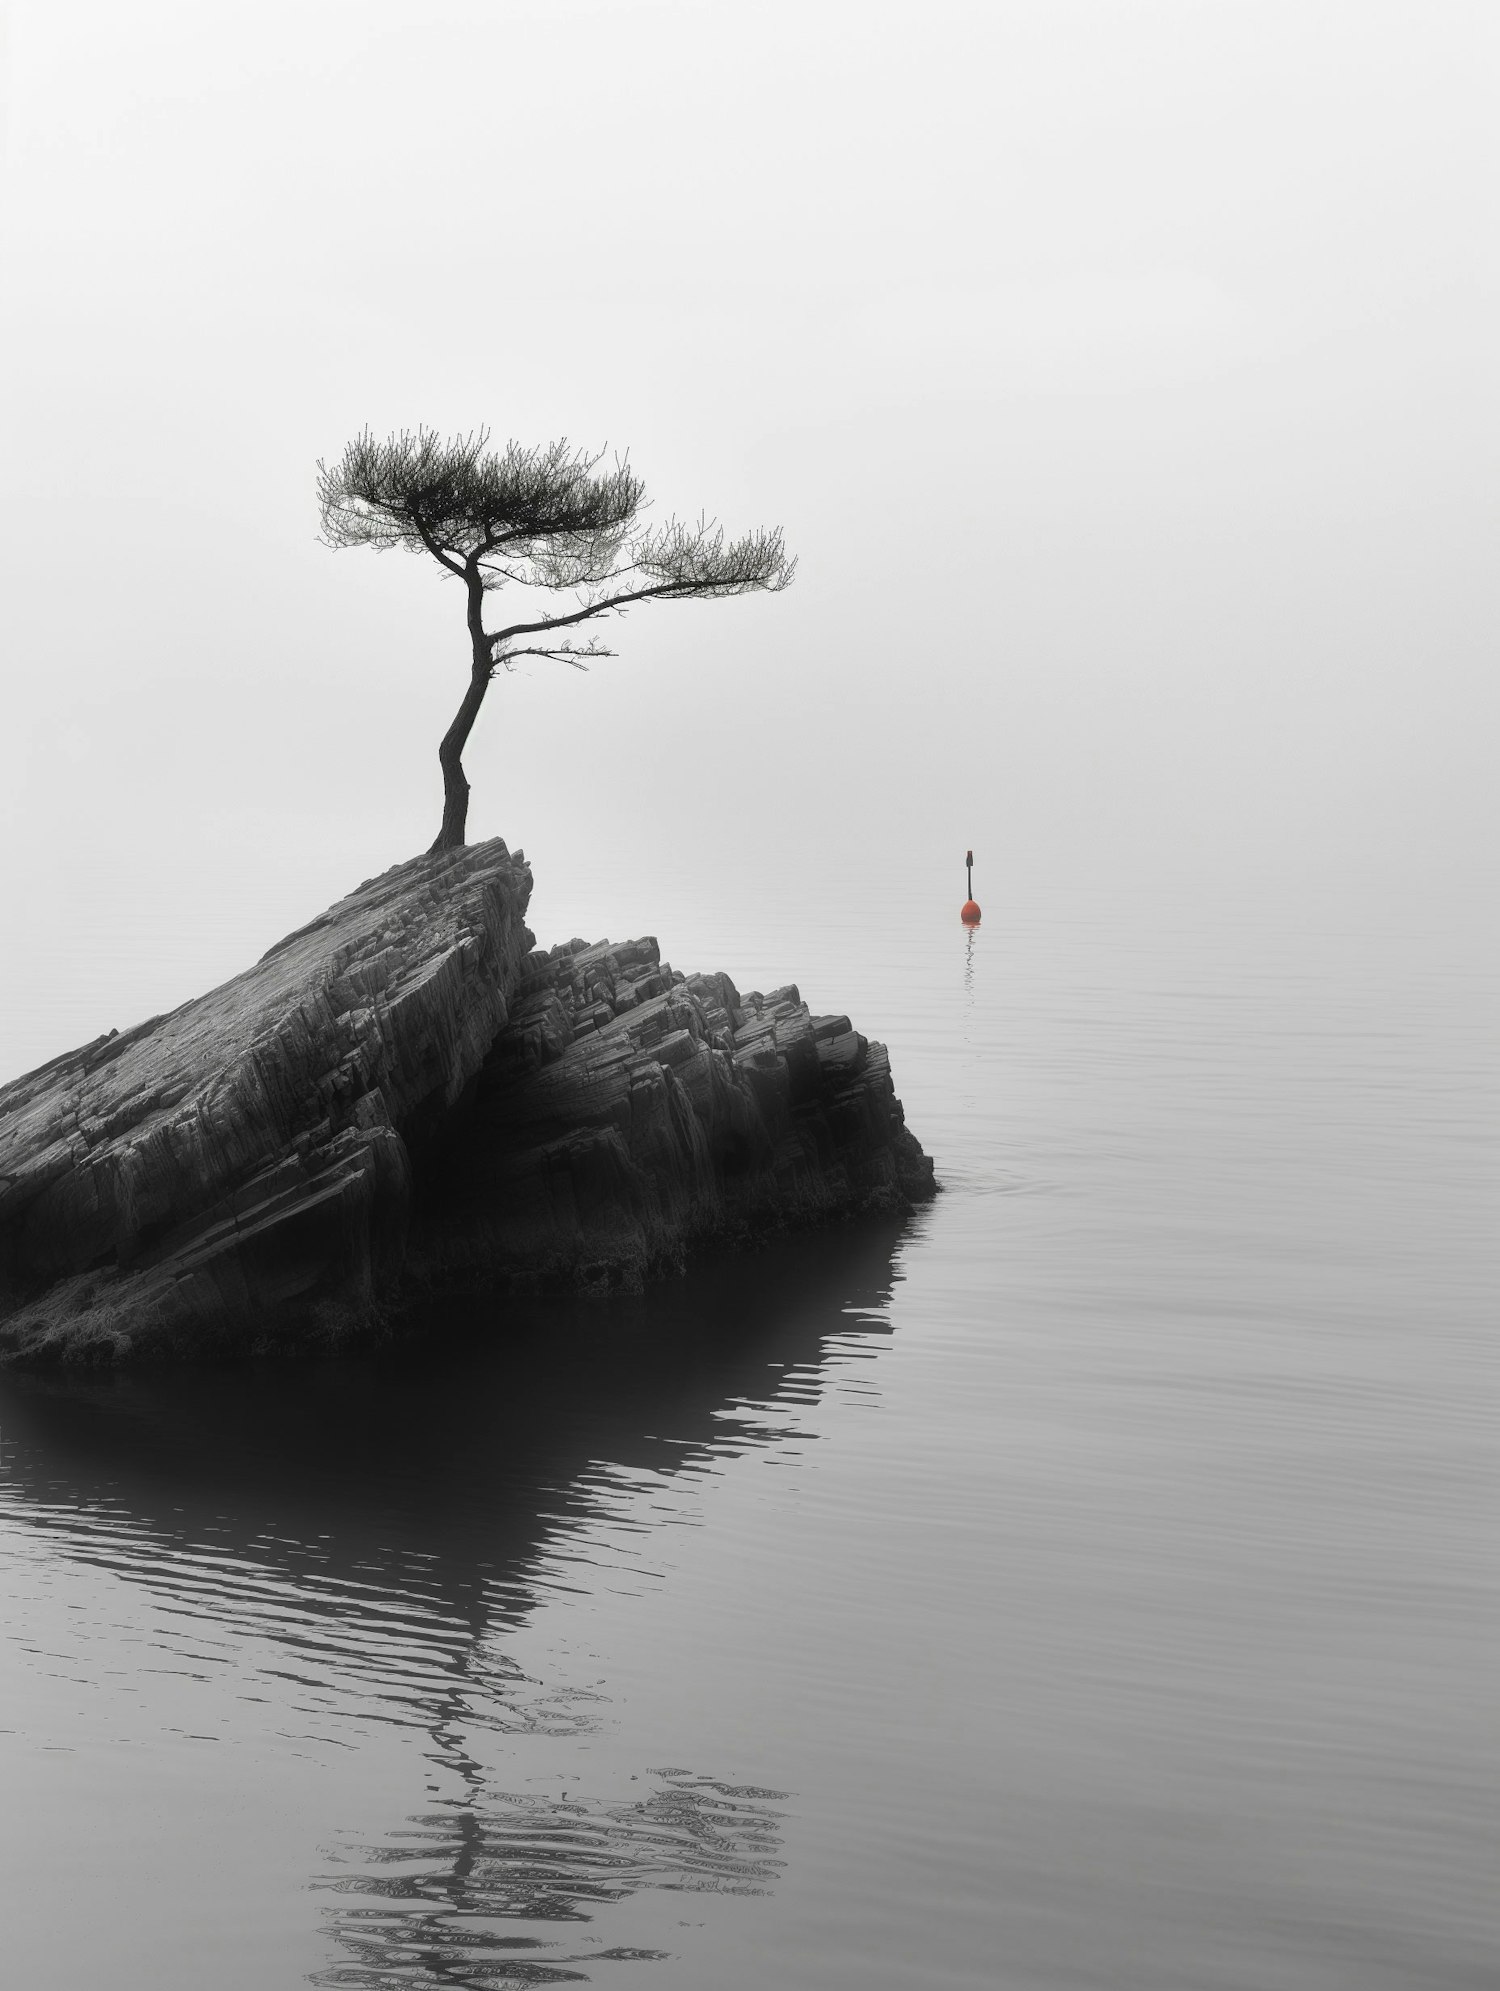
[317,1769,787,1987]
[0,1218,911,1987]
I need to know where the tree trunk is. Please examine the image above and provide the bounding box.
[429,663,491,853]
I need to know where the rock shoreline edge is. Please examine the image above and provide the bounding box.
[0,841,936,1365]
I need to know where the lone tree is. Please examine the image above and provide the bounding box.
[317,428,796,851]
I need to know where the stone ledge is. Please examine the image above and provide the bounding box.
[0,845,936,1364]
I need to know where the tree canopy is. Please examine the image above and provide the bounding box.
[318,428,795,848]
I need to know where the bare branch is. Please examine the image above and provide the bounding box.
[493,639,616,674]
[409,512,466,578]
[488,564,792,649]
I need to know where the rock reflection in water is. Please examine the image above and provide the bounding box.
[0,1219,907,1988]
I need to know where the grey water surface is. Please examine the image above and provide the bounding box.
[1,868,1495,1990]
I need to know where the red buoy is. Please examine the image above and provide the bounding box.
[961,849,981,924]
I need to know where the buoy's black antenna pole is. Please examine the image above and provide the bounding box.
[966,849,973,898]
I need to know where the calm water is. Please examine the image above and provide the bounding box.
[1,869,1495,1989]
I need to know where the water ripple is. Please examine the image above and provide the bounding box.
[314,1770,788,1988]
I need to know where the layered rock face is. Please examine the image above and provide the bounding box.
[409,935,934,1295]
[0,842,934,1364]
[0,844,535,1362]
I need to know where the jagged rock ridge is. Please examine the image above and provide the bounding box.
[410,934,934,1294]
[0,842,934,1363]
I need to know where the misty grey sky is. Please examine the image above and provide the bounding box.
[2,0,1496,1079]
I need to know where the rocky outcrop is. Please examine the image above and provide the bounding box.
[0,843,535,1363]
[0,841,934,1364]
[409,935,933,1295]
